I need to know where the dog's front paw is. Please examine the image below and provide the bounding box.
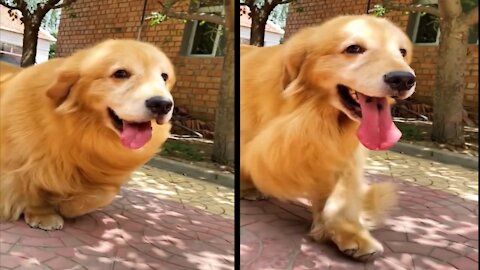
[24,212,64,231]
[332,229,383,261]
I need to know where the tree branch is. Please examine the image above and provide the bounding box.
[36,0,60,16]
[53,0,77,9]
[165,11,224,25]
[0,0,19,10]
[45,0,61,7]
[155,0,225,26]
[15,0,28,16]
[272,0,295,5]
[464,6,478,26]
[383,3,440,17]
[244,0,254,6]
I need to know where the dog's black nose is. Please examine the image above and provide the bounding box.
[383,71,416,91]
[145,96,173,115]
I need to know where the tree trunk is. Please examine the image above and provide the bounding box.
[249,8,268,46]
[212,8,235,166]
[431,17,469,146]
[21,18,41,67]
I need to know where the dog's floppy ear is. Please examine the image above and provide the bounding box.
[46,67,79,107]
[282,44,307,97]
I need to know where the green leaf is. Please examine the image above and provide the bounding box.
[370,4,387,17]
[148,11,168,26]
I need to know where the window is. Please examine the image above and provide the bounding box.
[411,9,440,44]
[410,0,478,45]
[0,42,22,66]
[185,2,225,57]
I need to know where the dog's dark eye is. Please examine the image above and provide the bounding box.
[161,73,168,81]
[400,48,407,57]
[344,45,365,54]
[112,69,130,79]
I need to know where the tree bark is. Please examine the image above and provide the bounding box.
[431,17,469,145]
[249,10,268,46]
[212,1,234,166]
[21,18,41,67]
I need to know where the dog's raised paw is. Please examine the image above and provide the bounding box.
[331,227,384,261]
[338,238,383,261]
[357,252,379,262]
[24,213,64,231]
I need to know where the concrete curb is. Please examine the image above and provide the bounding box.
[390,142,478,170]
[147,142,477,186]
[147,157,234,188]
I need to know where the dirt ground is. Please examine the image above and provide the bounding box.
[159,136,234,173]
[159,119,477,172]
[395,118,478,157]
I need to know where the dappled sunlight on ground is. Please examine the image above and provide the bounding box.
[1,168,234,270]
[367,151,478,201]
[128,165,234,218]
[241,152,478,269]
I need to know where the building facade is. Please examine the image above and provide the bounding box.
[0,6,56,65]
[240,6,284,46]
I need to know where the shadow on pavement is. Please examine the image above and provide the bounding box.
[1,188,234,270]
[240,174,478,270]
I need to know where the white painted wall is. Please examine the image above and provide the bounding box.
[0,29,22,47]
[37,39,51,63]
[240,25,283,47]
[0,29,53,64]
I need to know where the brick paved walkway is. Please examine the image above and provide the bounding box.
[241,152,478,270]
[0,165,234,270]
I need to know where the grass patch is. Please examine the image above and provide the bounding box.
[395,122,427,141]
[161,139,212,162]
[394,119,478,156]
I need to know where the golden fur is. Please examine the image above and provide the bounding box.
[0,61,21,84]
[0,40,175,230]
[240,15,415,260]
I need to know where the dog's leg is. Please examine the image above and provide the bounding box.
[240,168,268,200]
[309,197,328,240]
[310,155,383,261]
[57,185,119,218]
[24,196,64,231]
[0,174,26,222]
[0,172,63,230]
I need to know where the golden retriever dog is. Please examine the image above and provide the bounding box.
[0,61,21,83]
[0,39,175,230]
[240,15,415,261]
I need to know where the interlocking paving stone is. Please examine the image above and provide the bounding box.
[241,152,478,270]
[0,167,234,270]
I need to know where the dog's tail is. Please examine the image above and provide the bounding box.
[361,182,398,229]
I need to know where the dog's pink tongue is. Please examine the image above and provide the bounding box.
[121,121,152,149]
[356,94,401,150]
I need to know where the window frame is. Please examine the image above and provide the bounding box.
[411,10,440,45]
[410,0,478,45]
[185,5,225,57]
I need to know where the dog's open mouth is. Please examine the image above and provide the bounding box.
[337,84,401,151]
[338,85,362,119]
[108,108,152,150]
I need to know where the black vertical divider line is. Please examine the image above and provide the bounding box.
[234,0,241,269]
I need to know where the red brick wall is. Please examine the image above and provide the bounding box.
[411,46,478,121]
[56,0,222,121]
[284,0,478,122]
